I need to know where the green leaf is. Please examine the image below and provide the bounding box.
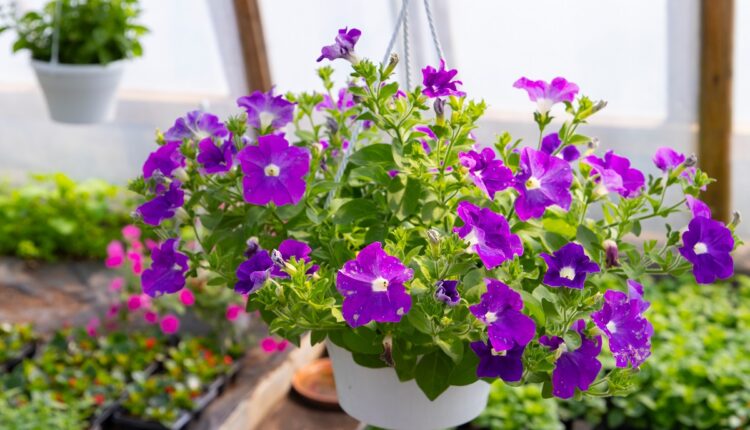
[392,339,419,382]
[310,330,327,345]
[333,199,379,225]
[576,225,599,252]
[379,82,400,101]
[352,353,388,369]
[349,144,395,166]
[520,290,545,326]
[406,308,433,335]
[435,335,464,364]
[447,347,480,386]
[342,328,382,354]
[563,330,582,350]
[415,351,453,400]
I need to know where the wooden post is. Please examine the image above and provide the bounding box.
[698,0,734,222]
[233,0,272,92]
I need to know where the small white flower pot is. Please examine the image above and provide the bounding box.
[31,60,125,124]
[326,340,490,430]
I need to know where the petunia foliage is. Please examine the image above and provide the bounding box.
[128,28,740,401]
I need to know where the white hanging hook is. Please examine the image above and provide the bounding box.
[422,0,446,63]
[50,0,62,64]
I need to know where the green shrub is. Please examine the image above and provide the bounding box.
[474,382,563,430]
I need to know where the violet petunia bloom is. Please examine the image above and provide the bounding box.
[561,146,580,162]
[270,239,319,278]
[652,147,685,172]
[470,340,525,382]
[164,110,228,142]
[583,150,645,198]
[316,88,355,112]
[551,320,602,399]
[421,60,465,98]
[513,77,579,114]
[141,239,189,297]
[238,134,311,206]
[540,133,580,162]
[235,250,274,294]
[237,89,295,130]
[514,147,573,221]
[540,243,600,289]
[435,280,460,306]
[317,27,361,63]
[592,280,653,368]
[335,242,414,328]
[685,195,712,219]
[197,138,237,174]
[454,201,523,270]
[136,181,185,226]
[143,142,186,180]
[679,216,734,284]
[539,334,564,351]
[469,279,536,352]
[459,148,514,200]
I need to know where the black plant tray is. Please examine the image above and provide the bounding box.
[1,342,36,373]
[89,362,161,430]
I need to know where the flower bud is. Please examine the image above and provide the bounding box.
[730,211,742,229]
[326,117,339,134]
[434,98,446,124]
[383,53,399,77]
[586,137,600,154]
[244,237,260,258]
[684,153,697,167]
[380,334,394,367]
[603,239,619,268]
[173,168,189,183]
[592,100,608,114]
[271,249,284,268]
[427,228,441,245]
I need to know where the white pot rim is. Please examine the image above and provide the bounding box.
[31,59,126,74]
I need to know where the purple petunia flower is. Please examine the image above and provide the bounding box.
[435,280,460,306]
[164,110,228,142]
[470,340,525,382]
[561,145,581,162]
[317,27,361,63]
[421,60,465,98]
[142,239,189,297]
[469,279,536,352]
[143,142,186,180]
[237,134,311,206]
[235,250,274,294]
[514,147,573,221]
[551,320,602,399]
[652,147,685,172]
[540,243,600,289]
[592,280,653,368]
[136,181,185,226]
[539,334,564,351]
[237,89,295,130]
[539,133,580,162]
[459,148,514,200]
[513,77,579,114]
[685,195,712,219]
[316,88,355,112]
[270,239,319,278]
[336,242,414,328]
[454,201,524,269]
[679,216,734,284]
[583,150,645,198]
[197,138,237,174]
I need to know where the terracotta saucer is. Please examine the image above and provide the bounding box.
[292,357,340,408]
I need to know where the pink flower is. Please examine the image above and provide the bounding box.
[226,304,243,321]
[86,317,100,337]
[130,240,144,253]
[144,310,159,324]
[109,277,124,292]
[127,295,143,311]
[261,337,289,353]
[105,241,125,268]
[145,239,159,251]
[122,225,141,242]
[160,314,180,334]
[179,289,195,306]
[127,251,143,275]
[106,303,120,319]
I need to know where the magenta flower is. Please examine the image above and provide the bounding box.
[235,250,274,294]
[122,225,141,242]
[143,310,159,325]
[686,195,712,219]
[105,241,125,268]
[454,201,523,270]
[261,336,289,353]
[592,280,653,368]
[127,251,143,275]
[136,181,185,226]
[86,317,100,337]
[179,288,195,306]
[127,294,143,311]
[141,239,189,297]
[652,147,685,172]
[459,148,513,199]
[197,137,236,174]
[238,134,311,206]
[317,27,361,63]
[226,304,243,321]
[679,216,734,284]
[160,314,180,335]
[583,151,645,198]
[540,243,600,289]
[513,77,579,114]
[237,89,295,130]
[514,147,573,221]
[316,87,355,112]
[143,142,185,180]
[109,277,124,292]
[469,279,536,352]
[435,280,460,306]
[164,110,228,142]
[422,60,465,98]
[336,242,414,328]
[470,340,525,382]
[550,320,602,399]
[270,239,318,278]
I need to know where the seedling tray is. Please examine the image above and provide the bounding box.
[1,342,36,372]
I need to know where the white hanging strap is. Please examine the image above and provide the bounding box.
[401,0,412,89]
[422,0,445,62]
[50,0,62,64]
[381,0,409,66]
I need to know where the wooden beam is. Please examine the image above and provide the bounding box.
[698,0,734,222]
[233,0,272,92]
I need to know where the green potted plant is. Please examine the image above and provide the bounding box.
[0,0,147,123]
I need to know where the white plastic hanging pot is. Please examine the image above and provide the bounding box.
[326,340,490,430]
[31,60,125,124]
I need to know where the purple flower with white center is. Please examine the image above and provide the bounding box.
[459,148,514,200]
[270,239,319,278]
[197,138,237,174]
[454,201,523,270]
[686,195,712,219]
[540,243,600,289]
[317,88,355,112]
[164,110,228,142]
[513,77,579,114]
[652,147,685,172]
[435,280,460,306]
[583,150,645,198]
[514,147,573,221]
[469,279,536,352]
[679,216,734,284]
[551,320,602,399]
[415,126,436,154]
[316,27,361,63]
[142,239,189,297]
[136,181,184,226]
[592,280,653,368]
[143,142,185,180]
[335,242,414,328]
[421,60,465,98]
[237,89,295,130]
[238,134,311,206]
[235,250,274,294]
[470,340,525,382]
